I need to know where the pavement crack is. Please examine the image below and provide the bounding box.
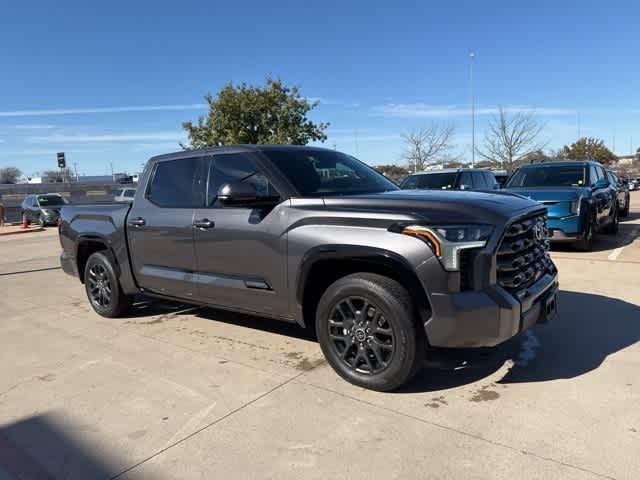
[109,371,306,479]
[297,380,617,480]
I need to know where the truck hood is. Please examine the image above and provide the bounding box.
[504,187,587,202]
[322,189,542,225]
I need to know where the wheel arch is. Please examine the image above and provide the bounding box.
[296,245,432,332]
[76,235,117,284]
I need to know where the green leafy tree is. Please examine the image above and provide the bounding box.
[182,78,328,148]
[562,137,616,165]
[0,167,22,184]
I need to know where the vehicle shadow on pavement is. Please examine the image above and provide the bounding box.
[195,307,318,343]
[401,290,640,392]
[499,290,640,384]
[0,413,120,479]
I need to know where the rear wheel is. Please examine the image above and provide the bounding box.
[84,251,133,318]
[315,273,425,392]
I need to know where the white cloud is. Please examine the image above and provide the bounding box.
[0,104,207,117]
[373,103,576,118]
[29,131,185,143]
[13,124,55,130]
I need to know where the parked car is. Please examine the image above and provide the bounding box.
[400,168,500,191]
[505,161,618,251]
[60,145,558,392]
[21,193,68,226]
[113,187,136,202]
[606,170,630,217]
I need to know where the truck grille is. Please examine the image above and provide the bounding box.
[496,213,553,295]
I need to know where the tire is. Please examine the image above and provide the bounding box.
[38,214,45,227]
[574,218,593,251]
[83,251,133,318]
[621,198,630,218]
[603,207,619,235]
[315,273,425,392]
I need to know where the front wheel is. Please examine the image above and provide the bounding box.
[621,199,630,217]
[84,251,133,317]
[603,207,619,235]
[574,218,593,251]
[315,273,425,392]
[38,214,45,227]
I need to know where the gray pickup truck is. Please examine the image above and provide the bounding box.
[60,145,558,391]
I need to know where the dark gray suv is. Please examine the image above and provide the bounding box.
[401,168,500,191]
[59,146,558,391]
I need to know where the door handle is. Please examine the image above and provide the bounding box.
[128,217,146,227]
[193,218,215,229]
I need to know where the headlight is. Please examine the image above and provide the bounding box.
[399,224,493,271]
[570,196,583,215]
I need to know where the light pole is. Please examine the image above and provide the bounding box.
[469,52,476,168]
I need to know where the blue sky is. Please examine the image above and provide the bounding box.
[1,0,638,176]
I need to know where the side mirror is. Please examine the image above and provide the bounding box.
[593,178,609,190]
[217,182,258,206]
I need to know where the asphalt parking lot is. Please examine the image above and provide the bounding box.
[1,193,639,480]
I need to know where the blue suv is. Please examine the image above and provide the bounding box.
[505,161,618,251]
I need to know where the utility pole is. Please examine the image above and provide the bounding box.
[73,162,79,181]
[469,52,476,168]
[110,161,114,182]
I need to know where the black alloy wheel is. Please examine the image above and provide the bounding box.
[327,296,395,375]
[83,251,132,318]
[87,263,112,308]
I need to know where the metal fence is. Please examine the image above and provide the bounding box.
[0,182,123,223]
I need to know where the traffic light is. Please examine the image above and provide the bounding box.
[57,152,66,169]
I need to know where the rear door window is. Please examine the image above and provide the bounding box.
[458,171,473,189]
[473,171,488,189]
[146,158,205,208]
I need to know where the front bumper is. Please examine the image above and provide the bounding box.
[424,272,558,348]
[547,215,584,241]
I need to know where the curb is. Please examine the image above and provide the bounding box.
[0,227,46,237]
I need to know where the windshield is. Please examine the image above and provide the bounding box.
[261,149,398,196]
[401,172,458,190]
[37,195,66,206]
[506,165,586,188]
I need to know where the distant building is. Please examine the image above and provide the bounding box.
[616,155,635,166]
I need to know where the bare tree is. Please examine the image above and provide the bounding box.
[477,107,546,170]
[402,123,456,171]
[0,167,22,184]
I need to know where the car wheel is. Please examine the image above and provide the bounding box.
[621,198,630,217]
[84,251,133,318]
[574,218,593,251]
[315,273,425,392]
[604,207,619,235]
[38,214,45,227]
